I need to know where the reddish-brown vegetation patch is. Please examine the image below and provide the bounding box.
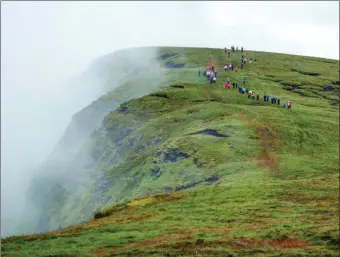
[129,231,194,249]
[294,180,327,185]
[115,213,156,224]
[238,113,281,173]
[94,248,110,256]
[234,238,310,249]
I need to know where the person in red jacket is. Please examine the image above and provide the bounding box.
[287,101,292,109]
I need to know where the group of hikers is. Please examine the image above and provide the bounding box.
[196,46,293,110]
[225,46,243,53]
[198,65,218,85]
[223,78,293,109]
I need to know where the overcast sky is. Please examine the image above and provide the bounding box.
[1,1,339,235]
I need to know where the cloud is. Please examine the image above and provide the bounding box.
[208,1,339,59]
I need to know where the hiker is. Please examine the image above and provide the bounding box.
[273,97,277,104]
[225,47,227,53]
[263,94,266,102]
[198,70,201,77]
[241,46,244,52]
[252,92,255,99]
[236,47,239,52]
[224,64,227,71]
[210,77,214,85]
[271,97,274,104]
[242,87,246,94]
[246,88,249,94]
[232,82,236,88]
[256,92,260,101]
[254,58,257,64]
[212,66,215,72]
[247,90,252,99]
[214,71,217,77]
[236,83,239,88]
[230,63,233,71]
[213,76,217,83]
[235,66,238,72]
[282,101,287,108]
[242,77,246,85]
[287,101,292,109]
[241,62,244,69]
[228,51,231,58]
[277,98,281,105]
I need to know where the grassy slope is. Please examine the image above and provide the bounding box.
[1,47,339,257]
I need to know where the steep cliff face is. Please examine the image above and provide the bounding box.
[22,47,172,233]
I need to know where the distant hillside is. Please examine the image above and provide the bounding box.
[2,47,339,257]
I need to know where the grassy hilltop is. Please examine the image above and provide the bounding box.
[1,47,339,257]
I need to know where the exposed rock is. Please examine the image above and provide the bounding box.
[150,167,161,178]
[117,106,128,114]
[170,85,184,89]
[189,129,228,138]
[205,175,219,183]
[163,148,189,163]
[157,53,178,60]
[164,62,185,68]
[163,187,174,193]
[149,92,169,99]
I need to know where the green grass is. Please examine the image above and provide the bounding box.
[1,47,339,257]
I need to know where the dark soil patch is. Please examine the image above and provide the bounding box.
[189,129,228,138]
[150,167,161,178]
[205,176,219,183]
[163,148,189,163]
[164,62,185,68]
[157,53,178,60]
[290,68,320,76]
[149,92,168,99]
[283,86,294,91]
[193,158,203,168]
[175,176,219,191]
[324,85,334,92]
[280,81,301,89]
[169,84,184,89]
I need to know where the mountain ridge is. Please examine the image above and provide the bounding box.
[2,46,339,257]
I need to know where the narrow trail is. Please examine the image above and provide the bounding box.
[239,112,281,173]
